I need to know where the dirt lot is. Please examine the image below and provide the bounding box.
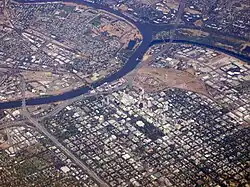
[0,142,10,149]
[131,67,210,97]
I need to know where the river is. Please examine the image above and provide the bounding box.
[0,0,249,109]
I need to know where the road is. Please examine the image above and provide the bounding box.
[0,120,33,130]
[0,0,250,109]
[41,84,127,120]
[20,75,109,187]
[23,109,109,187]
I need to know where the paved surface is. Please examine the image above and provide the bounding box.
[20,77,109,187]
[24,110,110,187]
[41,85,126,120]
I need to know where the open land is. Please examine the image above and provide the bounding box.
[0,0,249,187]
[0,2,141,102]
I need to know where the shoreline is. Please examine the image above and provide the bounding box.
[0,0,249,109]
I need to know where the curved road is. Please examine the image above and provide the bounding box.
[0,0,249,109]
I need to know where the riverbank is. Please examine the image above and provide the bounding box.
[0,0,249,109]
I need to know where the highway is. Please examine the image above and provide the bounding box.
[0,0,250,109]
[0,120,34,130]
[20,76,110,187]
[23,109,109,187]
[40,84,127,120]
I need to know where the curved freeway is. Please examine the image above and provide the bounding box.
[0,0,250,109]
